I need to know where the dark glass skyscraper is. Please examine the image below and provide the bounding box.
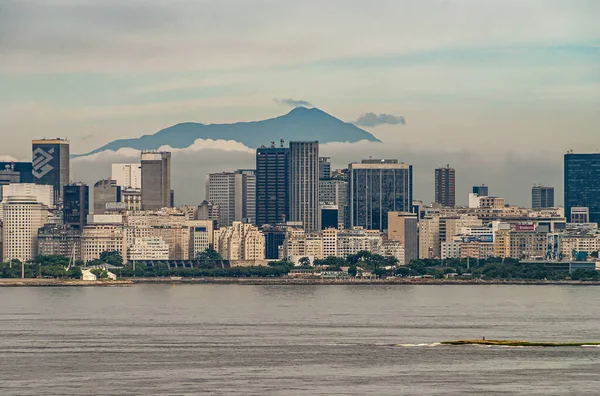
[256,147,289,226]
[435,165,455,207]
[532,185,554,209]
[564,153,600,224]
[63,183,89,230]
[349,159,413,232]
[0,162,34,183]
[472,184,489,196]
[32,139,70,202]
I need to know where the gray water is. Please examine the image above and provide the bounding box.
[1,285,600,395]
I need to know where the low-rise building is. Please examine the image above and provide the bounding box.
[128,237,170,261]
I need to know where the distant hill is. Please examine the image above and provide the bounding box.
[75,107,381,157]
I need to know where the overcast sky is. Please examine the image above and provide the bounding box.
[1,1,599,206]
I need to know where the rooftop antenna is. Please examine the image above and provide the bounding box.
[280,139,284,148]
[270,141,275,148]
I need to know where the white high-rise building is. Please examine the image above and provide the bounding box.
[2,196,49,262]
[111,164,142,189]
[1,184,54,208]
[206,170,256,227]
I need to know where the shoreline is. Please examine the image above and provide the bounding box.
[2,278,600,287]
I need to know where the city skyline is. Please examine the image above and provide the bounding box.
[1,1,599,208]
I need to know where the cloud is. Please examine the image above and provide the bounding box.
[354,113,406,127]
[275,98,313,107]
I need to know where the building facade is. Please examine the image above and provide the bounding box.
[256,147,289,226]
[37,225,82,259]
[0,162,34,184]
[32,139,70,203]
[207,170,256,227]
[387,212,418,264]
[349,159,412,232]
[141,151,171,210]
[289,141,319,232]
[63,183,89,230]
[564,153,600,224]
[2,196,48,262]
[128,237,170,261]
[93,179,121,214]
[319,179,348,229]
[214,222,265,262]
[435,165,456,207]
[532,185,555,209]
[111,163,141,189]
[81,225,127,262]
[1,183,54,208]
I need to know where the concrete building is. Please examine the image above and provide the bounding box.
[349,159,412,231]
[207,170,256,227]
[571,207,590,224]
[141,151,171,210]
[441,241,461,259]
[32,138,70,202]
[388,212,418,264]
[564,153,600,224]
[289,141,320,232]
[196,200,221,227]
[128,237,170,261]
[37,225,82,259]
[1,183,54,208]
[2,196,49,263]
[93,179,121,214]
[319,157,331,180]
[435,165,456,207]
[63,183,89,230]
[111,163,141,189]
[81,225,126,262]
[214,221,265,263]
[532,185,555,209]
[256,147,289,227]
[319,179,348,229]
[122,188,142,211]
[419,216,440,259]
[493,229,548,259]
[261,224,288,260]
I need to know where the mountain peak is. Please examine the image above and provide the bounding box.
[75,108,380,157]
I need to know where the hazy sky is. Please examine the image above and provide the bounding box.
[1,1,599,206]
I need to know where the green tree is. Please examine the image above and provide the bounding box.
[100,251,123,266]
[298,257,311,266]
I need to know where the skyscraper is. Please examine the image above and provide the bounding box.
[532,185,555,209]
[111,163,141,189]
[141,151,171,210]
[63,183,89,230]
[319,179,348,229]
[32,139,70,202]
[472,184,489,197]
[93,179,121,214]
[256,147,289,226]
[207,170,256,227]
[349,159,413,231]
[564,153,600,224]
[435,165,455,207]
[289,141,319,232]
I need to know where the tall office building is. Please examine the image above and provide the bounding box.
[564,153,600,224]
[472,184,489,197]
[93,179,121,214]
[388,212,418,265]
[63,183,89,230]
[2,196,49,263]
[256,147,289,226]
[0,162,33,183]
[207,170,256,227]
[289,141,319,232]
[141,151,171,210]
[111,163,141,189]
[32,139,70,203]
[532,185,555,209]
[319,157,331,180]
[435,165,455,207]
[349,159,413,231]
